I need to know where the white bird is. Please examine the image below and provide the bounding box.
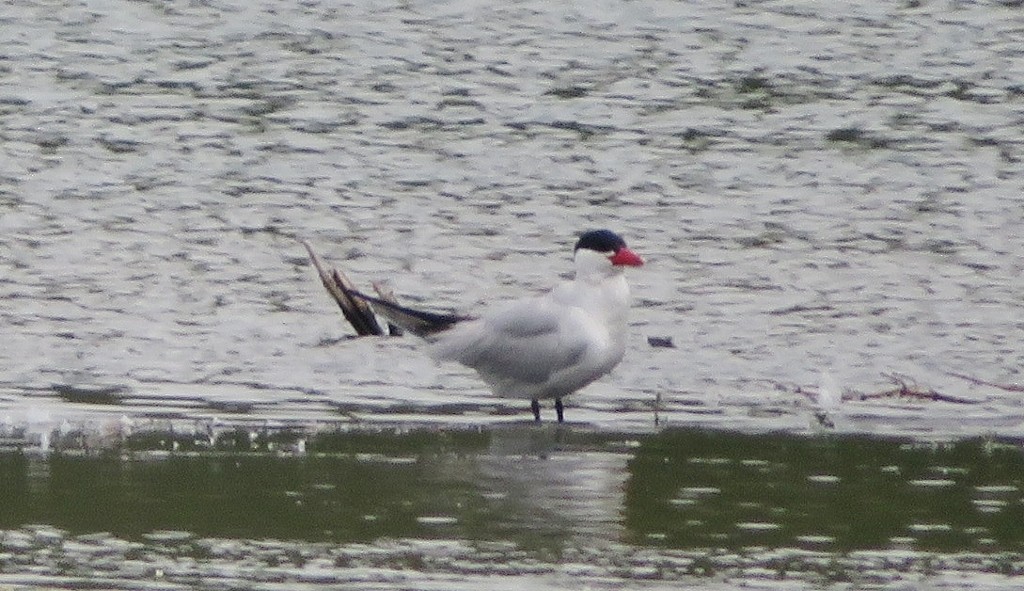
[352,229,644,423]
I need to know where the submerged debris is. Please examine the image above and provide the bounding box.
[786,372,982,408]
[947,371,1024,393]
[851,373,981,404]
[647,336,676,349]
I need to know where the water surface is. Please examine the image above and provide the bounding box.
[2,427,1024,589]
[2,0,1023,587]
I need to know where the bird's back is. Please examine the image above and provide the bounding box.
[430,276,629,400]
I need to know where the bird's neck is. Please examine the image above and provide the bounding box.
[574,272,631,322]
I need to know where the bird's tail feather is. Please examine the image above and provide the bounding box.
[348,290,470,337]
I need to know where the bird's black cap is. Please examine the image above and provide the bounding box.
[575,229,627,253]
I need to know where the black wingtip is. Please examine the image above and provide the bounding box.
[348,290,470,337]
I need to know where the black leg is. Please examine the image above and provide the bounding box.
[531,399,541,422]
[555,398,564,423]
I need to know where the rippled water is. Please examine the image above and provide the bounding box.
[2,0,1024,432]
[2,428,1024,589]
[2,0,1024,587]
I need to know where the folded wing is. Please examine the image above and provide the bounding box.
[432,297,594,393]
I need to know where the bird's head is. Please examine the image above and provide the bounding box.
[573,229,644,277]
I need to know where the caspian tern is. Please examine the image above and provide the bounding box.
[351,229,644,423]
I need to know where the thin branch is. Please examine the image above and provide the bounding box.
[779,374,980,406]
[946,371,1024,393]
[849,373,980,405]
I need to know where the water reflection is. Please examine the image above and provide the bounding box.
[0,426,629,553]
[1,427,1022,555]
[475,426,629,548]
[627,430,1024,553]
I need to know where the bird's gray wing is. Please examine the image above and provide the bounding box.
[432,297,590,385]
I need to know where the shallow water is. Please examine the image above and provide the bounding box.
[2,0,1024,587]
[2,427,1024,589]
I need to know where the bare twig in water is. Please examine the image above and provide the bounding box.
[778,374,979,406]
[946,371,1024,393]
[773,381,824,404]
[301,240,385,336]
[850,373,979,404]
